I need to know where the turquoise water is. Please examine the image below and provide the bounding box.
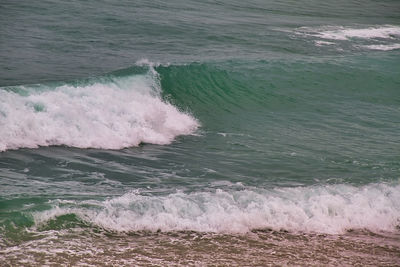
[1,0,400,265]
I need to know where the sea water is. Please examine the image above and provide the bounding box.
[1,0,400,265]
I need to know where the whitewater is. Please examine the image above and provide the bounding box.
[32,183,400,234]
[0,65,199,151]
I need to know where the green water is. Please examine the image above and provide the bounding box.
[1,0,400,265]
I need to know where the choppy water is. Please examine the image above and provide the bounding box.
[1,0,400,265]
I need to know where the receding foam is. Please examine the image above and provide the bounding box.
[32,183,400,234]
[0,64,199,151]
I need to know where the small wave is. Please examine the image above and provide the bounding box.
[32,183,400,234]
[0,62,199,152]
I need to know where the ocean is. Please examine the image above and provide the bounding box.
[1,0,400,265]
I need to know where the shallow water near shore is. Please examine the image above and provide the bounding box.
[2,228,400,266]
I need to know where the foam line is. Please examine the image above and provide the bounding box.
[296,25,400,41]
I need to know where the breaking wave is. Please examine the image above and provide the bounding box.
[0,62,199,151]
[33,182,400,234]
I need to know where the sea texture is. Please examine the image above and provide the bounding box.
[1,0,400,265]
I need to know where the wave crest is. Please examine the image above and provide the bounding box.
[0,64,199,151]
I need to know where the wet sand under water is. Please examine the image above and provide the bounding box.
[1,229,399,266]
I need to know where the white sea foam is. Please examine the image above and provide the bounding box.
[0,66,199,151]
[33,183,400,234]
[308,25,400,40]
[314,40,335,46]
[362,44,400,51]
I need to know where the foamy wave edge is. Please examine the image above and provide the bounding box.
[0,61,199,152]
[33,183,400,235]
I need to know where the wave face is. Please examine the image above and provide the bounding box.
[31,183,400,234]
[0,64,199,151]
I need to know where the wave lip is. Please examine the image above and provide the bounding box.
[33,183,400,235]
[0,66,199,152]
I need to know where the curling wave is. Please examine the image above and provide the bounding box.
[0,63,199,151]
